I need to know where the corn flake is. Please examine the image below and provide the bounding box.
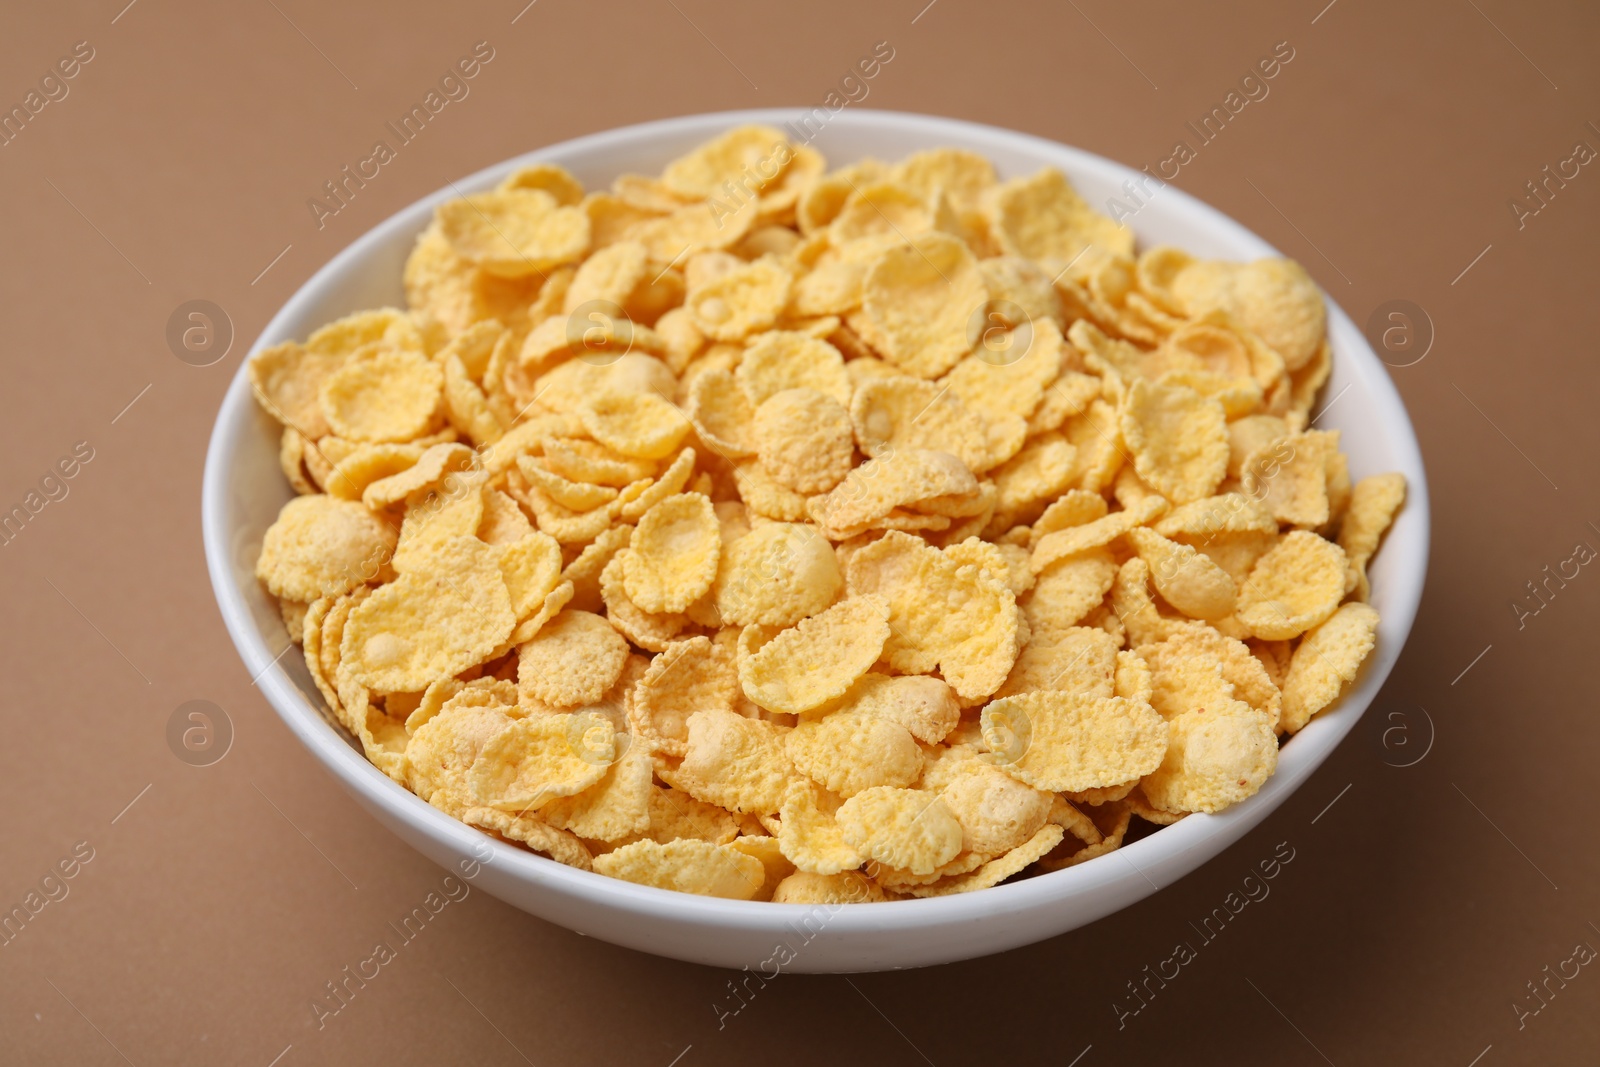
[740,595,890,714]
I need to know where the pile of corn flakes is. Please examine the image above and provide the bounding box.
[250,126,1405,903]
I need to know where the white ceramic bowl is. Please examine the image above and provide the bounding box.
[203,109,1429,973]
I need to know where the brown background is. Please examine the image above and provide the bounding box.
[1,0,1596,1063]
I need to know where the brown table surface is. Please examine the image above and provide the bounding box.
[3,0,1597,1063]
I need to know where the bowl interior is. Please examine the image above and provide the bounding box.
[204,108,1428,969]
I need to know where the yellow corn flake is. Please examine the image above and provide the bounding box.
[256,495,397,601]
[686,367,758,459]
[786,709,923,798]
[850,377,1008,474]
[510,479,613,545]
[1114,649,1153,705]
[982,692,1168,792]
[730,461,811,522]
[667,708,794,814]
[309,307,423,359]
[1237,530,1347,640]
[1058,397,1124,494]
[838,674,960,744]
[1137,622,1282,729]
[633,194,759,264]
[535,735,653,842]
[1136,630,1235,719]
[599,549,687,651]
[496,532,564,629]
[978,256,1066,326]
[540,437,653,487]
[278,427,319,495]
[404,222,541,339]
[1029,368,1101,436]
[986,434,1080,535]
[577,390,690,461]
[1140,699,1277,814]
[461,806,594,869]
[859,232,987,379]
[1338,473,1406,599]
[941,316,1063,426]
[249,340,346,438]
[516,609,629,708]
[467,709,614,811]
[996,625,1118,700]
[944,538,1033,598]
[835,786,963,876]
[324,443,425,503]
[1029,489,1110,548]
[403,697,516,810]
[562,523,632,613]
[1159,366,1263,420]
[1127,527,1237,620]
[1153,492,1278,540]
[754,388,856,493]
[629,635,739,757]
[796,158,887,234]
[392,485,485,571]
[771,870,887,904]
[341,536,515,692]
[845,531,1022,700]
[593,838,765,900]
[279,597,310,643]
[736,329,851,407]
[1240,430,1336,528]
[517,456,619,511]
[1280,602,1379,733]
[614,446,698,522]
[1120,378,1228,505]
[1030,496,1166,573]
[828,180,950,246]
[362,442,476,510]
[777,780,865,874]
[938,760,1054,856]
[893,147,997,207]
[621,493,720,613]
[499,162,585,205]
[1109,556,1188,647]
[712,521,842,627]
[611,172,694,211]
[687,257,792,342]
[724,835,795,902]
[810,449,978,535]
[740,595,890,713]
[1324,447,1352,529]
[579,188,652,247]
[530,346,675,415]
[986,167,1133,262]
[617,784,741,847]
[441,353,504,446]
[904,823,1065,897]
[562,239,649,315]
[436,189,590,277]
[662,124,789,198]
[318,346,443,444]
[1172,257,1325,371]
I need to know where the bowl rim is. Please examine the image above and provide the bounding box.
[203,107,1430,934]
